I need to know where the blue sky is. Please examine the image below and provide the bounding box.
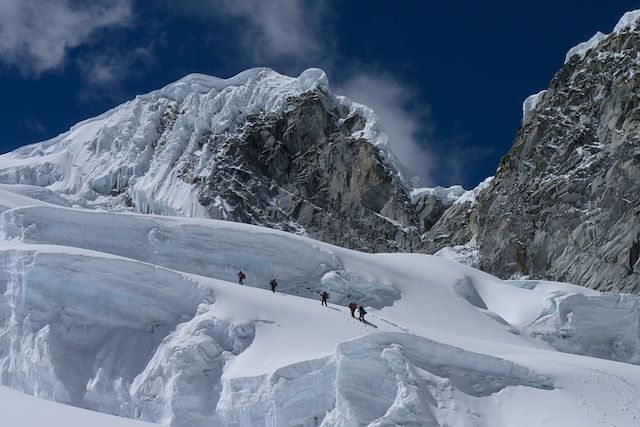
[0,1,637,188]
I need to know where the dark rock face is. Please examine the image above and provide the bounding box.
[422,201,476,254]
[414,195,446,231]
[466,24,640,292]
[191,91,423,252]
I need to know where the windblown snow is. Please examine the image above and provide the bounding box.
[0,185,640,426]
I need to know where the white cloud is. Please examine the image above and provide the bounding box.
[207,0,327,61]
[191,3,436,184]
[337,73,436,185]
[0,0,133,75]
[78,46,154,90]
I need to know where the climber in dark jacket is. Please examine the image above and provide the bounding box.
[348,302,357,317]
[358,305,367,322]
[321,291,329,306]
[269,278,278,293]
[237,271,246,285]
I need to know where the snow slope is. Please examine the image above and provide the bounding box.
[0,184,640,425]
[2,385,155,427]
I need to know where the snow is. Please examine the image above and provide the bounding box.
[564,32,607,64]
[614,9,640,32]
[522,89,547,123]
[434,237,480,267]
[453,175,494,205]
[409,184,466,205]
[0,23,638,422]
[1,385,155,427]
[0,181,639,425]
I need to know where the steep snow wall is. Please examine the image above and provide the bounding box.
[0,206,400,308]
[0,247,214,408]
[217,332,552,427]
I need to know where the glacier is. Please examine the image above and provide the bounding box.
[1,185,640,426]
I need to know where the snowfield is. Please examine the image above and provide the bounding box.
[2,385,154,427]
[0,186,640,426]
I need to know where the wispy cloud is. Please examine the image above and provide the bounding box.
[0,0,133,75]
[337,73,436,185]
[77,45,155,99]
[23,118,47,134]
[183,1,439,184]
[206,0,329,62]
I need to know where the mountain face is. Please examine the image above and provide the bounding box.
[6,12,640,427]
[3,11,640,293]
[0,68,425,252]
[194,90,420,252]
[427,11,640,293]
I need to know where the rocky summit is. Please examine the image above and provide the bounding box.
[193,90,421,253]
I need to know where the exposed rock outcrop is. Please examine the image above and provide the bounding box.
[194,91,422,252]
[430,12,640,292]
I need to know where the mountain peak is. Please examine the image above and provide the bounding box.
[0,67,424,252]
[157,68,330,101]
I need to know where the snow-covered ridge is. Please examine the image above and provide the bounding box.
[409,184,466,205]
[564,9,640,65]
[520,9,640,123]
[564,32,607,65]
[454,175,494,205]
[162,68,419,187]
[411,177,494,206]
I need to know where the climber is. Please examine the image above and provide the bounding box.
[269,278,278,293]
[237,271,246,285]
[348,302,357,317]
[321,291,330,306]
[358,305,367,322]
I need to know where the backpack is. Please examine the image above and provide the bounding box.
[359,307,367,315]
[239,272,246,279]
